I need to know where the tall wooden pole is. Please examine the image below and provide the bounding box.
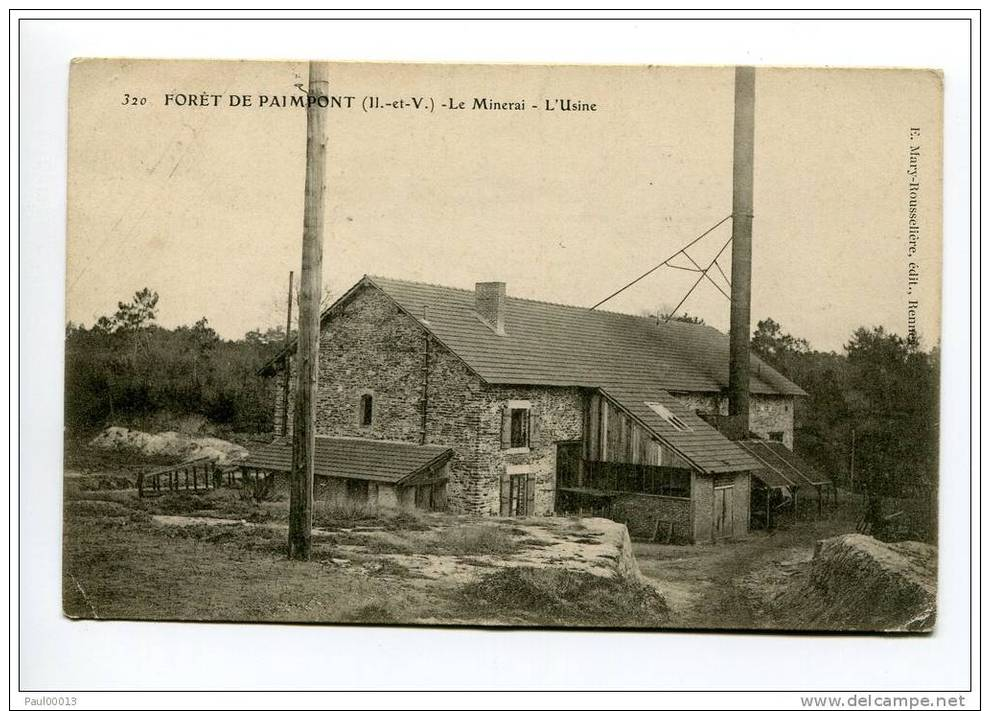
[281,270,294,437]
[289,61,329,560]
[728,66,755,438]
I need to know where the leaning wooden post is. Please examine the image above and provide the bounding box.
[289,60,330,561]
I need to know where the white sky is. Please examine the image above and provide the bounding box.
[67,60,942,352]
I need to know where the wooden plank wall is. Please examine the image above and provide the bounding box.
[585,392,690,469]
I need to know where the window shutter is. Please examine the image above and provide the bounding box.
[500,406,512,449]
[500,474,511,516]
[528,404,540,449]
[526,474,537,516]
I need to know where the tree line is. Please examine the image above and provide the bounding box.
[66,289,940,501]
[65,288,284,434]
[751,318,939,499]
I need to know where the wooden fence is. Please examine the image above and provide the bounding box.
[137,457,237,497]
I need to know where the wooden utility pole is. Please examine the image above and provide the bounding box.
[289,61,330,560]
[728,66,755,439]
[281,270,294,437]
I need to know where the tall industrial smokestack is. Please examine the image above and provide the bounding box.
[728,66,755,439]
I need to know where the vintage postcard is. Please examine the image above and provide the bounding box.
[64,59,942,631]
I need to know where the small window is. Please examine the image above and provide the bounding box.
[359,393,373,426]
[510,408,530,448]
[501,401,534,451]
[768,431,785,443]
[644,401,692,432]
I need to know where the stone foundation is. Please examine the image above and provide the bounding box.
[610,494,692,543]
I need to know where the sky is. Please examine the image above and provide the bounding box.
[67,60,942,352]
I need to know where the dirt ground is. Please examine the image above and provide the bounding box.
[635,516,859,630]
[62,485,666,627]
[64,443,892,631]
[64,482,860,630]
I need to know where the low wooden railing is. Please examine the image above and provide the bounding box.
[137,457,237,498]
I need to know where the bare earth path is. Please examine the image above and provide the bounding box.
[635,519,855,630]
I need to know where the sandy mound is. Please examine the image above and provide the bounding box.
[89,427,248,464]
[770,533,936,632]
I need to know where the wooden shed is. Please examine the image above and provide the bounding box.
[556,388,760,544]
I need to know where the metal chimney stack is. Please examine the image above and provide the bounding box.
[727,66,755,439]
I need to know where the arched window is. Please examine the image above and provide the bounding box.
[359,393,373,426]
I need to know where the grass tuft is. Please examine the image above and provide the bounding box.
[313,500,431,531]
[161,522,286,556]
[422,525,521,556]
[458,567,670,627]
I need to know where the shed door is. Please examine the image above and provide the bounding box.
[714,486,735,539]
[555,441,582,488]
[502,473,536,517]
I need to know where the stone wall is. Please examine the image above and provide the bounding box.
[729,470,751,538]
[672,391,795,448]
[267,282,785,523]
[272,375,292,438]
[611,494,692,543]
[311,476,400,508]
[270,285,587,516]
[691,471,713,543]
[690,470,751,543]
[272,285,488,514]
[476,385,585,516]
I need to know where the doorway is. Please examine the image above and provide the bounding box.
[713,485,735,540]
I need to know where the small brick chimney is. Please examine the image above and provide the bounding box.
[475,282,506,335]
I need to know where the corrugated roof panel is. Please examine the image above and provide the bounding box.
[751,439,831,486]
[737,439,831,488]
[737,440,798,488]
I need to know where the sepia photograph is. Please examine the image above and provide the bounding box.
[60,58,943,634]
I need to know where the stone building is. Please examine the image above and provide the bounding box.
[252,275,809,543]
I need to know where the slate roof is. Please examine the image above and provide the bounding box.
[258,275,806,477]
[244,436,453,485]
[364,275,805,396]
[600,387,760,474]
[738,439,831,488]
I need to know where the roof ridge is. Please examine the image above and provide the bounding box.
[314,432,450,449]
[366,273,720,329]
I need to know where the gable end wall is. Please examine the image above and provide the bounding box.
[671,392,795,448]
[272,285,489,512]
